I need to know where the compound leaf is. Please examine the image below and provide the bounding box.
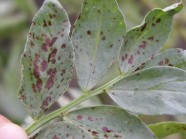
[33,122,92,139]
[149,122,186,138]
[65,106,157,139]
[109,67,186,115]
[119,2,183,73]
[72,0,126,90]
[18,0,73,118]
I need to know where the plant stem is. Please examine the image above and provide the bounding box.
[25,74,125,136]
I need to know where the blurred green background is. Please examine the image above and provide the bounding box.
[0,0,186,138]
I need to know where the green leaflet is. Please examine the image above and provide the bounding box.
[18,0,73,118]
[33,122,92,139]
[72,0,126,90]
[149,122,186,138]
[65,106,157,139]
[119,2,183,73]
[135,48,186,71]
[109,66,186,115]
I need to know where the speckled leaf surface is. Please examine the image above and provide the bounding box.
[65,106,157,139]
[149,122,186,138]
[33,122,92,139]
[109,67,186,115]
[119,2,183,73]
[136,48,186,71]
[18,0,73,118]
[72,0,126,90]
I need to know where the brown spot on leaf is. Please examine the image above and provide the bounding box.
[139,41,147,49]
[141,23,147,32]
[87,30,91,35]
[147,36,154,41]
[156,18,161,23]
[48,48,57,63]
[61,44,66,49]
[128,55,133,64]
[77,115,83,120]
[41,60,47,72]
[50,37,58,47]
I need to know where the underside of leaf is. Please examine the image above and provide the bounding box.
[33,122,92,139]
[109,67,186,115]
[65,106,157,139]
[119,2,183,73]
[18,0,73,118]
[72,0,126,90]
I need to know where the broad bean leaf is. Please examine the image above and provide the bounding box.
[149,122,186,138]
[136,48,186,71]
[65,106,157,139]
[33,122,92,139]
[18,0,73,118]
[72,0,126,90]
[119,2,183,73]
[109,67,186,115]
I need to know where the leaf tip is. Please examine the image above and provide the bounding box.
[163,2,183,14]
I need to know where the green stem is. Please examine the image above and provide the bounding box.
[25,74,125,136]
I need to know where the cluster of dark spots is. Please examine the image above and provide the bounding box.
[43,20,47,27]
[77,115,83,120]
[102,127,113,133]
[128,55,133,64]
[140,23,147,32]
[156,18,161,23]
[61,44,66,49]
[87,30,91,36]
[48,48,57,63]
[41,96,51,109]
[135,63,145,72]
[45,68,57,90]
[139,41,147,49]
[91,131,99,137]
[121,54,128,62]
[147,36,154,41]
[30,41,34,47]
[158,58,170,65]
[60,69,66,76]
[152,23,156,26]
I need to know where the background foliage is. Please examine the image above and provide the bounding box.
[0,0,186,138]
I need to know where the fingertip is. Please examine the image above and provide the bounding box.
[0,123,28,139]
[0,115,11,124]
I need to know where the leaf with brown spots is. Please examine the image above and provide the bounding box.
[72,0,126,90]
[136,48,186,71]
[65,106,157,139]
[109,67,186,115]
[18,0,73,119]
[149,122,186,138]
[33,122,92,139]
[119,2,183,73]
